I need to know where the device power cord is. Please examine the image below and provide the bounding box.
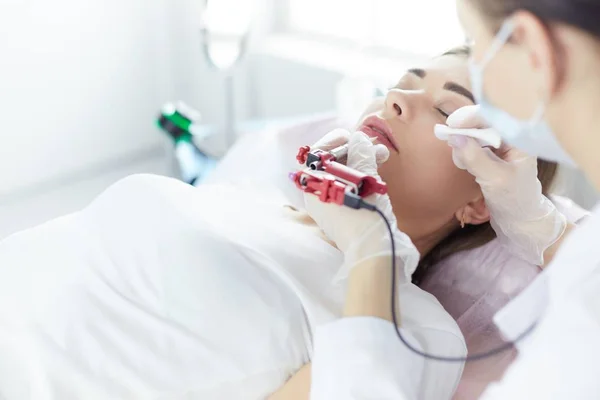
[352,196,537,363]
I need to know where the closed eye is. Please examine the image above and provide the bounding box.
[435,107,449,119]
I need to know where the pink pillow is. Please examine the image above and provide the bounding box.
[420,196,589,400]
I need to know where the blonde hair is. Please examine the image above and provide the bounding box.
[412,46,559,285]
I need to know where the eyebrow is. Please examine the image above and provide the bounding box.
[443,82,475,103]
[407,68,475,104]
[407,68,426,78]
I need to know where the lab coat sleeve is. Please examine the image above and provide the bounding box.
[480,275,600,399]
[310,317,425,400]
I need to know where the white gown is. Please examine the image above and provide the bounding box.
[0,175,464,399]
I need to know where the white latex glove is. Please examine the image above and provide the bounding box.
[435,105,567,265]
[304,130,420,284]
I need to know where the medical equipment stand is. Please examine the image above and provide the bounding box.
[200,0,252,150]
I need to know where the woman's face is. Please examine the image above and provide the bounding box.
[356,55,486,243]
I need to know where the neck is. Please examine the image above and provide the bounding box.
[553,36,600,193]
[558,82,600,193]
[400,218,456,258]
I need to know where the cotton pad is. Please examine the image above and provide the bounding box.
[434,124,502,149]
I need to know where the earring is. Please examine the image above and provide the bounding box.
[461,213,467,229]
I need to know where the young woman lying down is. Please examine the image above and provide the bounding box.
[0,46,556,400]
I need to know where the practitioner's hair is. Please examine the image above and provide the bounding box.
[470,0,600,38]
[465,0,600,88]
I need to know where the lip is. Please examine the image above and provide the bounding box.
[358,116,399,153]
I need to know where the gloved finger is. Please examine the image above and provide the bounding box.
[445,106,534,163]
[498,144,535,163]
[311,128,351,151]
[435,124,502,149]
[446,105,488,129]
[347,132,379,176]
[374,144,390,166]
[448,135,509,181]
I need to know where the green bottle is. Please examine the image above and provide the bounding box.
[157,102,217,185]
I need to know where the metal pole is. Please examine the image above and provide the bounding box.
[224,72,236,149]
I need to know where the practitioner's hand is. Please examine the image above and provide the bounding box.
[436,105,567,265]
[305,130,420,284]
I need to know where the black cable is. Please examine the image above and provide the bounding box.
[361,201,538,363]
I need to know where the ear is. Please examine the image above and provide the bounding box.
[455,195,490,227]
[512,11,560,98]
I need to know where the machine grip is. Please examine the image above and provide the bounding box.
[323,162,387,197]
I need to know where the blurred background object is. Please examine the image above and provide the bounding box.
[0,0,596,238]
[200,0,255,148]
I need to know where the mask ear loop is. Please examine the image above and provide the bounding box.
[469,20,516,105]
[478,20,516,69]
[528,103,547,130]
[483,20,549,128]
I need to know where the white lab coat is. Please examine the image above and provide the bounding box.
[310,204,600,399]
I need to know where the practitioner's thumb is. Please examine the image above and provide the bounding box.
[374,144,390,166]
[312,129,351,151]
[347,132,380,176]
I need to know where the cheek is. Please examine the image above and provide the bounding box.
[484,50,540,120]
[410,138,476,195]
[380,133,480,214]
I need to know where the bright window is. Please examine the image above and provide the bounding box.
[287,0,465,56]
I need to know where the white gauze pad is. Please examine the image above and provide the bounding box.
[434,124,502,149]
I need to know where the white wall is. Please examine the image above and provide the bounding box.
[0,0,180,235]
[0,0,176,196]
[248,55,341,119]
[0,0,279,236]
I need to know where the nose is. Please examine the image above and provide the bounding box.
[383,89,425,122]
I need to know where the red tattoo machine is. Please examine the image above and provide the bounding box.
[290,143,388,209]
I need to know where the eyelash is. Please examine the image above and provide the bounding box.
[435,107,449,119]
[385,87,452,119]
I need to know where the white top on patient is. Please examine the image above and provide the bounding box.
[0,175,465,400]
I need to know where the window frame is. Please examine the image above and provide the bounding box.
[272,0,466,59]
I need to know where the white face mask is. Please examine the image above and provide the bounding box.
[469,20,577,167]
